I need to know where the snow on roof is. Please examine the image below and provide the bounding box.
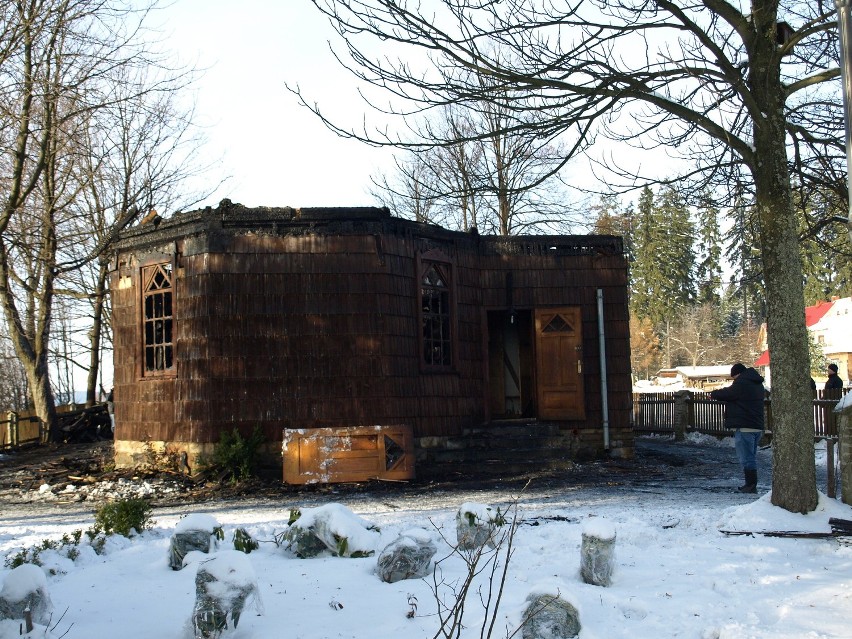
[835,392,852,413]
[672,366,732,379]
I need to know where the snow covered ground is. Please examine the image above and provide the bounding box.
[1,435,851,639]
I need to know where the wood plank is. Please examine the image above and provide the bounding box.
[282,425,414,484]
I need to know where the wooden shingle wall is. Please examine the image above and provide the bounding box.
[474,244,631,449]
[111,205,631,469]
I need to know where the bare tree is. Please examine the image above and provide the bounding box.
[372,89,577,236]
[298,0,840,513]
[668,304,725,368]
[429,107,485,232]
[0,328,28,412]
[369,150,444,224]
[0,0,204,439]
[56,61,211,406]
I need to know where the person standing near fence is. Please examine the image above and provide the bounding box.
[825,363,843,392]
[710,363,766,494]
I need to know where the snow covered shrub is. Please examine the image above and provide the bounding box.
[282,504,381,558]
[455,502,506,550]
[376,529,436,583]
[0,564,53,626]
[429,499,522,638]
[579,518,616,587]
[521,593,581,639]
[4,529,100,571]
[197,426,264,483]
[169,514,224,571]
[232,528,258,554]
[94,498,154,536]
[192,551,262,638]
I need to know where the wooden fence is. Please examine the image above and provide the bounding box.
[0,403,111,450]
[0,409,48,449]
[633,389,849,439]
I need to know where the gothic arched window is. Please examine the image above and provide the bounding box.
[142,263,174,374]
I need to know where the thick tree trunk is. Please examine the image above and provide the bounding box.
[753,121,818,514]
[746,3,818,514]
[26,354,58,442]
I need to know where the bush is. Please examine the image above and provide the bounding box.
[199,426,265,483]
[4,529,104,569]
[233,528,259,554]
[95,498,154,536]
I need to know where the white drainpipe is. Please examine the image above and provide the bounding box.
[597,289,610,451]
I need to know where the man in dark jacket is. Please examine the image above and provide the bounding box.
[710,363,766,494]
[825,363,843,392]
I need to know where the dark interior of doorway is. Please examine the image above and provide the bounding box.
[487,310,535,419]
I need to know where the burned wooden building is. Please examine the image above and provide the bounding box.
[110,200,632,482]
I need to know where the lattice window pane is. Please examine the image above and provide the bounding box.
[420,262,452,367]
[142,263,174,373]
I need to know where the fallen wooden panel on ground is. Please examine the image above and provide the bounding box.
[282,425,414,484]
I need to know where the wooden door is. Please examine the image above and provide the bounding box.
[535,307,585,420]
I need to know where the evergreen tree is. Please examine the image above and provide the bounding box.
[629,186,698,369]
[796,187,852,304]
[718,283,744,338]
[718,283,763,366]
[808,332,828,376]
[650,186,697,326]
[695,191,723,306]
[629,186,658,323]
[723,197,766,325]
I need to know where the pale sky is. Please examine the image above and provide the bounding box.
[155,1,682,214]
[156,0,396,211]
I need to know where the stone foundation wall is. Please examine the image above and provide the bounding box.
[113,439,283,477]
[115,424,634,482]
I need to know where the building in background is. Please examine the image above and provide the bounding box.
[755,296,851,387]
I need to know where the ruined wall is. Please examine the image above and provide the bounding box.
[111,205,631,471]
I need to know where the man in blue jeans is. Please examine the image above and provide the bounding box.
[710,363,766,493]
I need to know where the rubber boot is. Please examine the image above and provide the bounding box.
[737,469,757,494]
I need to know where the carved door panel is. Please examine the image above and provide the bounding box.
[535,307,585,420]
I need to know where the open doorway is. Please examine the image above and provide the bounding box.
[487,310,535,418]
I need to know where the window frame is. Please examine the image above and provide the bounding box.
[139,259,176,379]
[416,249,457,372]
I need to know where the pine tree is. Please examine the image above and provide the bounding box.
[650,186,696,326]
[695,191,723,306]
[723,197,766,325]
[796,187,852,304]
[629,186,658,323]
